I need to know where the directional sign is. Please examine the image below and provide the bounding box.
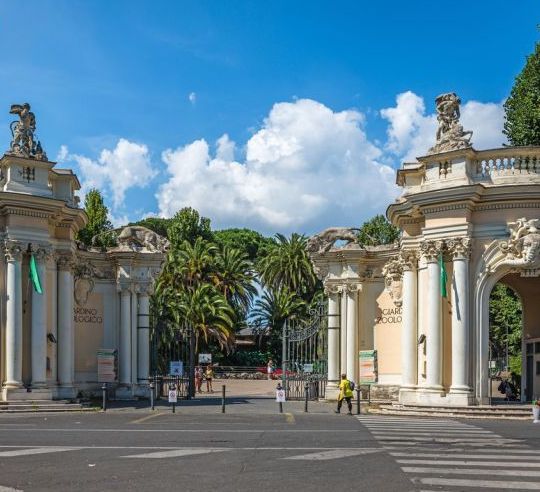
[168,389,178,403]
[169,361,183,376]
[276,389,286,402]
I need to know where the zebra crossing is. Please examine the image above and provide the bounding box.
[357,415,539,490]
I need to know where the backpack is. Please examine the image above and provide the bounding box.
[349,380,355,392]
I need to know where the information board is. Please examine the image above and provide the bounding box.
[302,363,314,373]
[359,350,377,384]
[170,361,183,376]
[168,389,178,403]
[198,353,212,364]
[276,388,286,402]
[97,349,118,383]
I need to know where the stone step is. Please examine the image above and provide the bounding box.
[0,400,96,413]
[378,404,534,420]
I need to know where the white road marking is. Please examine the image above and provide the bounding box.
[123,448,232,459]
[366,429,493,435]
[0,447,79,457]
[0,428,350,433]
[403,467,540,477]
[397,459,540,468]
[0,486,24,492]
[392,452,540,460]
[416,477,540,490]
[284,449,381,460]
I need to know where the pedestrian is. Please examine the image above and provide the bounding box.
[335,373,353,415]
[267,358,274,380]
[205,364,214,393]
[195,365,203,393]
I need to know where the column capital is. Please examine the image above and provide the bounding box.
[420,239,444,263]
[56,252,75,271]
[31,244,52,262]
[344,282,361,294]
[4,240,23,262]
[400,250,418,271]
[447,237,471,260]
[323,282,341,295]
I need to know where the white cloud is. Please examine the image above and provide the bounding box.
[62,139,156,211]
[188,92,197,104]
[157,98,399,234]
[381,92,506,161]
[56,144,69,162]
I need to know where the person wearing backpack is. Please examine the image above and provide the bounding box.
[335,373,354,415]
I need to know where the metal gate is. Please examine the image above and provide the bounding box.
[283,300,328,400]
[149,317,195,400]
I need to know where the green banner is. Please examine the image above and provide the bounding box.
[29,254,43,294]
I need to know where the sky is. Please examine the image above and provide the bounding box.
[0,1,537,235]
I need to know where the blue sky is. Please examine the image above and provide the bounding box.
[0,1,537,235]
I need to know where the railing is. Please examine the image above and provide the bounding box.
[473,147,540,178]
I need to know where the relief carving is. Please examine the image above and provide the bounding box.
[499,218,540,269]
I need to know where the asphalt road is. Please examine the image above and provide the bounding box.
[0,398,539,492]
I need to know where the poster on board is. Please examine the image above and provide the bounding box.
[359,350,377,384]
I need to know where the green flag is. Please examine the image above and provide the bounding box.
[29,254,43,294]
[439,252,447,298]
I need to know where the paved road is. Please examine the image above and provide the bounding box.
[0,398,538,491]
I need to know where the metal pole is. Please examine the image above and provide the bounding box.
[189,326,196,399]
[150,381,155,411]
[304,383,309,412]
[282,319,288,391]
[101,383,107,412]
[356,387,361,415]
[221,385,226,413]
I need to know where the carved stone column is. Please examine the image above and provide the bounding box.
[57,253,75,396]
[324,284,340,397]
[448,237,472,397]
[3,242,23,390]
[31,247,50,388]
[421,240,444,392]
[119,287,132,385]
[400,251,418,390]
[137,285,151,384]
[346,283,360,382]
[340,288,347,375]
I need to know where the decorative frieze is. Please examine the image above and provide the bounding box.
[446,237,471,260]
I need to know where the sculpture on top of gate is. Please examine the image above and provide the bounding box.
[6,103,47,161]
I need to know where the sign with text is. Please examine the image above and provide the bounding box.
[359,350,377,384]
[198,353,212,364]
[97,349,118,383]
[168,389,178,403]
[169,361,183,376]
[302,363,314,373]
[276,388,286,402]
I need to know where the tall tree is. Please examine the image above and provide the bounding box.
[357,214,400,246]
[504,42,540,146]
[167,207,213,247]
[214,228,273,262]
[77,189,115,247]
[257,233,318,298]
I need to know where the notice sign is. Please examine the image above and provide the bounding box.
[198,353,212,364]
[359,350,377,384]
[168,389,178,403]
[302,363,314,373]
[97,349,118,383]
[170,361,183,376]
[276,388,286,402]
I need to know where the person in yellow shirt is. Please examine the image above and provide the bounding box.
[335,373,353,414]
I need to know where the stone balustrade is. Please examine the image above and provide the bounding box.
[473,147,540,178]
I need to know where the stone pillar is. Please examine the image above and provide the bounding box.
[448,237,472,399]
[131,288,138,387]
[401,252,418,390]
[324,286,340,398]
[47,254,58,385]
[119,288,132,385]
[57,254,75,396]
[346,284,359,382]
[340,290,347,374]
[31,248,49,388]
[421,240,444,392]
[3,242,23,391]
[137,288,151,383]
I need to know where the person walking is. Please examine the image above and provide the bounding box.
[205,364,214,393]
[335,373,353,415]
[195,366,203,393]
[267,358,274,380]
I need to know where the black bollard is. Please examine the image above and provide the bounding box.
[356,388,361,415]
[149,381,155,411]
[221,385,226,413]
[304,383,309,413]
[101,383,107,412]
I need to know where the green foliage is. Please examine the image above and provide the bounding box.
[214,228,274,262]
[489,283,522,374]
[167,207,213,247]
[504,42,540,146]
[77,189,115,247]
[357,214,400,246]
[129,217,170,238]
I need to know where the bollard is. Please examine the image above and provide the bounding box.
[304,383,309,413]
[276,383,284,413]
[279,401,283,413]
[221,385,226,413]
[149,381,155,411]
[101,383,107,412]
[356,388,361,415]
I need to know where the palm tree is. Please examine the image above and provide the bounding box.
[257,233,317,298]
[252,288,305,329]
